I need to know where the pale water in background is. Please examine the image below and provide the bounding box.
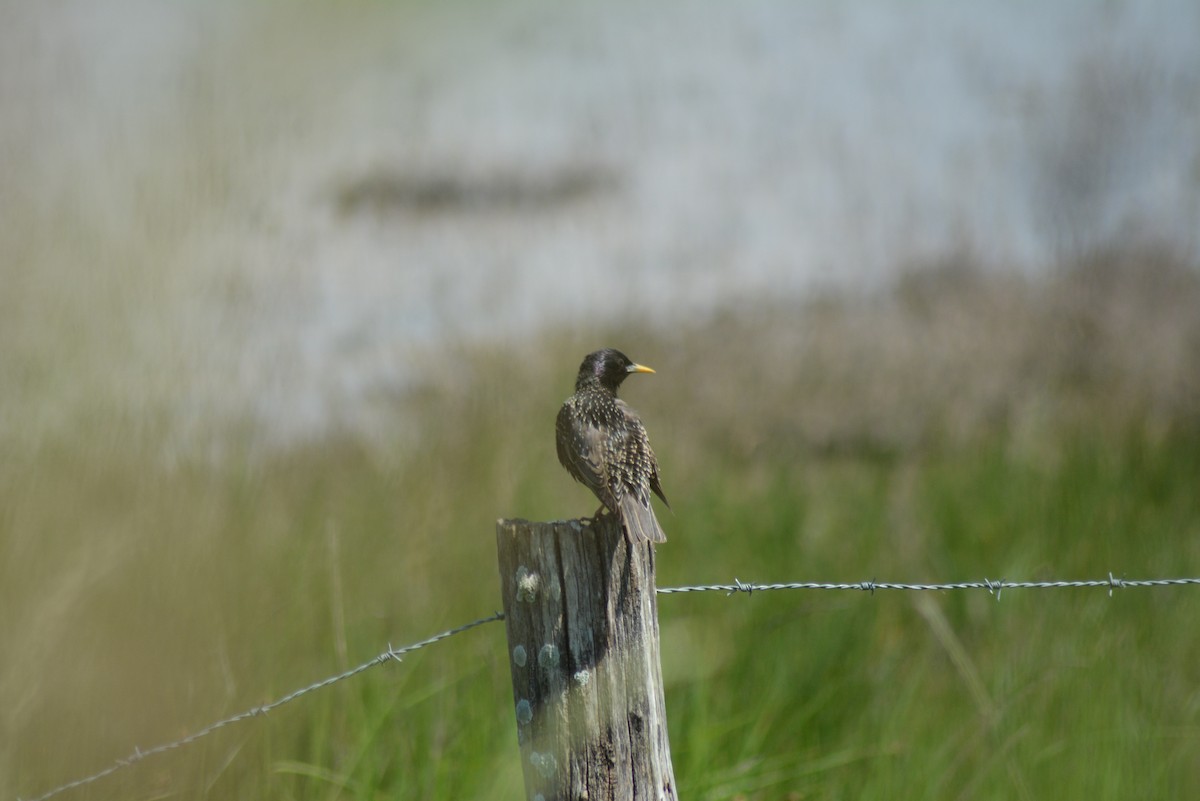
[2,0,1197,450]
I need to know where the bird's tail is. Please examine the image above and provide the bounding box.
[620,494,667,543]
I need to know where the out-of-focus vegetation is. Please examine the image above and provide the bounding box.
[4,3,1199,797]
[4,245,1199,800]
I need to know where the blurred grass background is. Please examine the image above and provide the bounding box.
[4,2,1200,799]
[4,246,1200,799]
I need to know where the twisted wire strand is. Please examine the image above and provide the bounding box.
[19,573,1200,800]
[19,612,505,801]
[658,574,1200,598]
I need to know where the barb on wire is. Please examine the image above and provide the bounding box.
[19,611,505,801]
[658,575,1200,596]
[21,572,1200,801]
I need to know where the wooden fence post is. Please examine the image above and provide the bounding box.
[496,515,677,801]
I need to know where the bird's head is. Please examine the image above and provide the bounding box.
[576,348,655,393]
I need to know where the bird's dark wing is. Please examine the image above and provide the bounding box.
[649,449,669,508]
[556,401,618,511]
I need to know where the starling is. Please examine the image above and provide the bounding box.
[556,348,669,543]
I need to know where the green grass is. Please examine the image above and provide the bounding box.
[4,357,1199,800]
[662,431,1200,799]
[4,251,1200,799]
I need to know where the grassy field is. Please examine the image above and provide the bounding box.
[4,248,1200,799]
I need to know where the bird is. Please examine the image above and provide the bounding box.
[556,348,669,543]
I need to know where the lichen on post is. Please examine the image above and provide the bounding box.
[496,515,676,800]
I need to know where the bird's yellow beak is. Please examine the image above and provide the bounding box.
[627,363,656,374]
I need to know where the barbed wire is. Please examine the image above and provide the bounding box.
[19,572,1200,801]
[658,574,1200,599]
[18,612,505,801]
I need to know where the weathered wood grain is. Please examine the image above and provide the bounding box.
[496,515,676,801]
